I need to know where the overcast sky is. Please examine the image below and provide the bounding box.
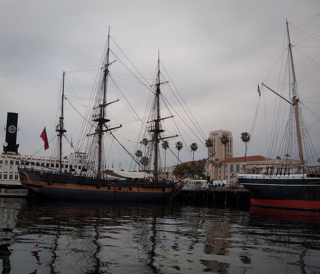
[1,0,320,169]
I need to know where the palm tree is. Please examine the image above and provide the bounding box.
[142,138,148,154]
[175,141,183,164]
[205,138,214,180]
[135,150,142,159]
[140,156,149,171]
[190,142,198,162]
[220,133,229,159]
[220,133,229,179]
[162,141,169,177]
[240,132,251,162]
[205,138,213,157]
[142,138,148,146]
[135,150,143,171]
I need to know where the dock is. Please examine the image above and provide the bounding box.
[175,187,251,207]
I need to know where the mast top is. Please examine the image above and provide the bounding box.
[286,20,304,165]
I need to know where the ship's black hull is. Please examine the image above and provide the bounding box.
[237,175,320,210]
[18,168,177,203]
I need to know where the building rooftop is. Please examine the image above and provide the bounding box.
[220,155,271,164]
[171,156,271,167]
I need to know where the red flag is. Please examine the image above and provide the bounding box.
[40,127,49,150]
[257,84,261,97]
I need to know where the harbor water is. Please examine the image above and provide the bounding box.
[1,197,320,274]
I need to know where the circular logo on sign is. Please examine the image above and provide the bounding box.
[8,125,16,134]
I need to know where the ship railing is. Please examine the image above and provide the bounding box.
[262,166,304,176]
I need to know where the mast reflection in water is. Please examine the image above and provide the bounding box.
[1,198,320,273]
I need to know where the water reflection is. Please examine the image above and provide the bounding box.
[230,207,320,274]
[0,198,27,274]
[249,206,320,229]
[0,198,320,273]
[14,200,176,274]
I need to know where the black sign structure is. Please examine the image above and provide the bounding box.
[3,112,19,154]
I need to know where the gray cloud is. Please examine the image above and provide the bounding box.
[1,0,320,168]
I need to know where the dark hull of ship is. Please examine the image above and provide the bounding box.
[18,168,176,203]
[238,176,320,210]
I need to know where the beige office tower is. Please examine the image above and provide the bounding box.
[207,130,233,181]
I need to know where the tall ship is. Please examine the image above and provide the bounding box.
[18,30,186,203]
[237,19,320,210]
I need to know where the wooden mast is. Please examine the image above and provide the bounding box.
[148,54,165,183]
[90,27,121,179]
[149,53,178,183]
[94,27,110,179]
[56,71,66,173]
[149,53,176,183]
[153,56,163,182]
[97,30,111,179]
[286,20,304,166]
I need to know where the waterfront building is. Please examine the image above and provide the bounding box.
[206,129,233,182]
[218,156,270,185]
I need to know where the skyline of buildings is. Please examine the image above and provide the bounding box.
[164,129,315,184]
